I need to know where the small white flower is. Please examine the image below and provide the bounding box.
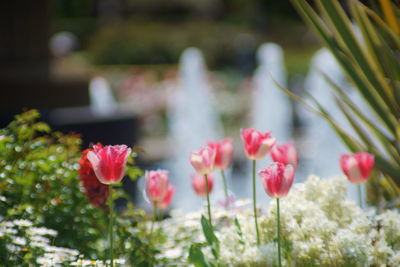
[1,221,14,228]
[27,227,58,237]
[13,219,33,227]
[13,237,27,246]
[164,248,182,259]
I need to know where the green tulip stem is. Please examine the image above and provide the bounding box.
[358,184,363,209]
[205,174,212,227]
[277,198,282,267]
[221,170,229,208]
[252,160,260,246]
[108,184,114,267]
[150,201,157,236]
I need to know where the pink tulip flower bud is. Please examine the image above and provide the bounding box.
[208,138,234,170]
[271,142,299,170]
[87,144,131,185]
[340,152,374,184]
[145,170,170,202]
[190,146,216,175]
[191,173,214,197]
[154,184,175,209]
[259,162,295,198]
[241,128,276,160]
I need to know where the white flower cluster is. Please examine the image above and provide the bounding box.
[155,175,400,266]
[1,218,79,266]
[0,217,125,266]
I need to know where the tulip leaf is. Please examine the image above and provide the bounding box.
[201,215,220,259]
[188,243,213,267]
[234,217,245,245]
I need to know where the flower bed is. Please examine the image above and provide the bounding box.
[1,111,399,266]
[155,175,400,266]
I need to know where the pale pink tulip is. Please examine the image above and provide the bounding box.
[191,173,214,197]
[145,170,170,202]
[241,128,276,160]
[208,138,234,170]
[190,146,216,174]
[271,142,299,170]
[154,184,175,209]
[87,144,131,185]
[259,162,295,198]
[340,152,374,184]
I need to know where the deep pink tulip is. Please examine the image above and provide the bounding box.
[340,152,374,184]
[154,184,175,209]
[190,146,216,174]
[145,170,171,202]
[208,138,234,170]
[241,128,276,160]
[87,144,131,185]
[191,173,214,197]
[259,162,295,198]
[271,142,299,170]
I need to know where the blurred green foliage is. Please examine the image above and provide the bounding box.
[290,0,400,207]
[87,20,260,68]
[0,110,154,262]
[53,0,312,69]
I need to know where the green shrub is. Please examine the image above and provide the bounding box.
[0,110,143,259]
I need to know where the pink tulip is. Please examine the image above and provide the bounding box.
[259,162,295,198]
[208,138,234,170]
[190,146,216,174]
[154,184,175,209]
[271,142,299,170]
[87,144,131,185]
[241,128,276,160]
[340,152,374,184]
[145,170,170,202]
[191,173,214,197]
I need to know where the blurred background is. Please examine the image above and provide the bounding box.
[1,0,356,210]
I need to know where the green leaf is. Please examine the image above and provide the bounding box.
[234,217,245,245]
[322,73,400,162]
[126,165,142,181]
[317,0,398,114]
[293,0,398,135]
[201,215,219,259]
[305,91,364,152]
[375,156,400,184]
[291,0,333,44]
[290,0,400,204]
[33,122,51,133]
[188,243,212,267]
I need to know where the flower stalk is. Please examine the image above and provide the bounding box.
[150,201,158,236]
[220,170,229,208]
[276,197,282,267]
[205,174,212,226]
[108,184,114,267]
[252,160,260,245]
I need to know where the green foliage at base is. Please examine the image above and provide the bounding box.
[0,110,148,262]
